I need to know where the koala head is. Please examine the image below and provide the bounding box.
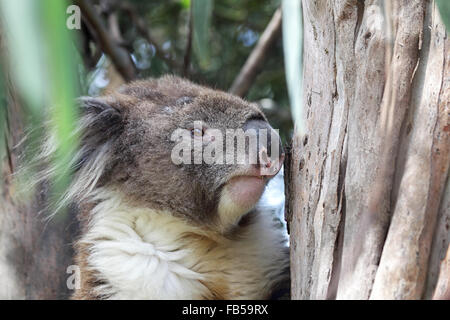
[74,75,283,233]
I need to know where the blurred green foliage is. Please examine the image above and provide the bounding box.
[436,0,450,31]
[0,0,80,213]
[94,0,292,140]
[282,0,303,136]
[0,62,5,165]
[41,0,80,207]
[192,0,213,70]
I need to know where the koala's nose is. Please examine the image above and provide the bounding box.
[243,119,284,176]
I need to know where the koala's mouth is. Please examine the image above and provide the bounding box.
[223,154,284,209]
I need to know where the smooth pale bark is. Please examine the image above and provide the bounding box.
[287,0,449,300]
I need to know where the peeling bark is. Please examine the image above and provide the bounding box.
[288,0,449,300]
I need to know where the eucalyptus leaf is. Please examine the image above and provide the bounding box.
[41,0,79,216]
[436,0,450,31]
[282,0,304,135]
[0,64,5,166]
[0,0,79,218]
[192,0,213,70]
[180,0,191,9]
[0,0,46,119]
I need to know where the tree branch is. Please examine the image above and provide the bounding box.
[119,3,179,72]
[183,7,193,78]
[229,8,282,97]
[78,18,103,70]
[75,0,137,82]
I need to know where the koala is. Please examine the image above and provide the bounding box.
[48,75,289,299]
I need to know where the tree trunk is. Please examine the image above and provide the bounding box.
[0,80,78,299]
[286,0,449,300]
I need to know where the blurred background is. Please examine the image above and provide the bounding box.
[81,0,293,138]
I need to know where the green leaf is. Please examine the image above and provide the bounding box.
[180,0,191,9]
[0,0,46,119]
[0,0,79,218]
[0,63,5,166]
[41,0,79,215]
[282,0,304,135]
[436,0,450,31]
[192,0,213,70]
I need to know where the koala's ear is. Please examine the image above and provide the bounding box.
[77,97,124,140]
[72,97,125,172]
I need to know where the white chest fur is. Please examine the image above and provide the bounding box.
[79,190,289,299]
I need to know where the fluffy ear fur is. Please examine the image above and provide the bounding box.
[23,97,125,214]
[74,97,124,171]
[58,97,124,206]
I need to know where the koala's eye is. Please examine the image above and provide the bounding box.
[191,128,204,137]
[247,113,266,122]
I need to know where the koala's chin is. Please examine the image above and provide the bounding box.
[217,157,284,233]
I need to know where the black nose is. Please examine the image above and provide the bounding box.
[243,119,284,162]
